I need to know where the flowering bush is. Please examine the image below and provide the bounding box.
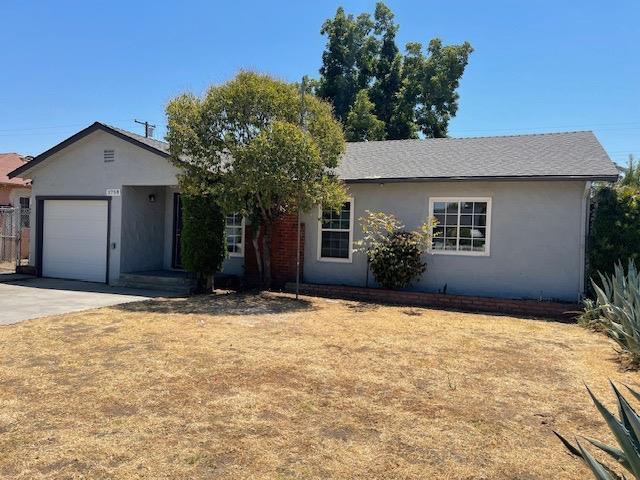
[356,211,436,290]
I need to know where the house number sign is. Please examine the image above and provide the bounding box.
[106,188,121,197]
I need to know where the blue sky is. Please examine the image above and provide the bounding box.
[1,1,637,166]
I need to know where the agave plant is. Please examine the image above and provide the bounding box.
[555,383,640,479]
[587,260,640,365]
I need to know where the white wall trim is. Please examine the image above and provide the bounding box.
[317,197,355,263]
[427,196,492,257]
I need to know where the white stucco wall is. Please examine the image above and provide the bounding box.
[302,180,589,302]
[24,129,243,283]
[24,129,180,283]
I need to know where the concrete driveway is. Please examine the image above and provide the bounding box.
[0,277,171,325]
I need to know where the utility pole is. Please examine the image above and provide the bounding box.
[296,76,307,301]
[134,119,156,138]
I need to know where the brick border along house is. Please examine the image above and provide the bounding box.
[8,122,617,302]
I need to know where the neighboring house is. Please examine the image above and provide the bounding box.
[8,122,618,301]
[0,153,31,208]
[0,153,31,263]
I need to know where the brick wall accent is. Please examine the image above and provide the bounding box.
[245,214,305,287]
[284,282,579,321]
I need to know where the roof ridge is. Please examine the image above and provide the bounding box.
[100,123,592,147]
[346,130,594,145]
[99,122,169,145]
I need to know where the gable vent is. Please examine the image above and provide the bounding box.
[103,149,115,162]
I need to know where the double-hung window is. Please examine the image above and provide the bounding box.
[225,213,244,257]
[429,197,491,256]
[318,199,354,262]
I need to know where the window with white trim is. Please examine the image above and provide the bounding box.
[318,200,354,262]
[225,213,244,257]
[430,198,491,255]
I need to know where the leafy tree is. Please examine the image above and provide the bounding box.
[387,42,423,140]
[180,195,226,292]
[369,2,402,130]
[620,155,640,188]
[345,89,386,141]
[589,184,640,281]
[317,7,375,122]
[417,39,474,138]
[317,2,473,140]
[166,71,347,288]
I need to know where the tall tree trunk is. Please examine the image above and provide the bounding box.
[251,223,263,286]
[262,221,273,289]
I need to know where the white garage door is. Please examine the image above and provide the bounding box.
[42,200,108,283]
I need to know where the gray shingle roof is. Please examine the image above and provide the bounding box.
[337,131,618,182]
[114,128,616,181]
[8,123,619,182]
[105,124,170,155]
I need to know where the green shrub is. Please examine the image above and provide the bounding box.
[356,211,435,290]
[368,231,427,290]
[589,185,640,281]
[180,195,226,291]
[587,260,640,367]
[555,383,640,480]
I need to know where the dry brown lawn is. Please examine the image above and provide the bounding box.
[0,292,638,479]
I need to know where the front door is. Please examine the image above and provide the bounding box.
[172,193,183,269]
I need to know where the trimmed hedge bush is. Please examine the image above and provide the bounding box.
[180,195,226,291]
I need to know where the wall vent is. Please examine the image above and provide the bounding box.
[103,149,115,162]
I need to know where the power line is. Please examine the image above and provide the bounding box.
[134,119,156,138]
[451,121,640,134]
[0,119,137,133]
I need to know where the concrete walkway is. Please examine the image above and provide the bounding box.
[0,277,173,325]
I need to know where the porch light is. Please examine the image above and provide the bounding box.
[148,194,156,203]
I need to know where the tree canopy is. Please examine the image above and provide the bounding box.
[620,155,640,188]
[166,71,347,287]
[589,183,640,281]
[317,2,473,140]
[345,89,386,141]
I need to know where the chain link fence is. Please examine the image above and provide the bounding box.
[0,207,30,272]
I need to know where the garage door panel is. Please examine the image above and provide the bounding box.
[45,206,107,219]
[43,260,107,278]
[42,200,108,283]
[44,240,104,259]
[47,229,106,246]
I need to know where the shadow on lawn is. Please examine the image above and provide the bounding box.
[113,291,316,316]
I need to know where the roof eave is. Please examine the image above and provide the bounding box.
[7,122,169,179]
[343,174,620,184]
